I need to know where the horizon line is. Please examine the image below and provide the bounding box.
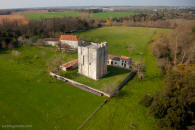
[0,5,195,10]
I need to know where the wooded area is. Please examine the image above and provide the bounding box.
[0,17,100,49]
[147,21,195,130]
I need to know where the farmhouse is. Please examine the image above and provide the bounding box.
[78,42,108,80]
[107,55,132,70]
[60,59,78,71]
[44,38,59,46]
[60,35,82,49]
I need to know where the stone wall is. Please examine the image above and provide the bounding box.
[50,72,110,97]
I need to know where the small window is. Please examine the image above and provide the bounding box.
[83,56,84,64]
[115,62,117,64]
[111,61,113,65]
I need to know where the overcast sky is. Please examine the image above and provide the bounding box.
[0,0,195,9]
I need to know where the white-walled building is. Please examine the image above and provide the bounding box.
[60,35,82,49]
[78,42,108,80]
[107,55,132,70]
[44,38,59,46]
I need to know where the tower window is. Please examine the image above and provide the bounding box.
[83,56,84,64]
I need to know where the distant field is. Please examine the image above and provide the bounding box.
[23,11,80,20]
[0,27,170,130]
[93,12,138,19]
[0,14,28,25]
[23,11,138,20]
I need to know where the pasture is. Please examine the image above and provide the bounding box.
[23,11,138,20]
[0,27,170,129]
[92,12,138,19]
[23,11,79,20]
[77,27,170,129]
[0,46,104,130]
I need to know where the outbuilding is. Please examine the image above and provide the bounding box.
[107,55,132,70]
[60,59,78,71]
[60,35,82,49]
[44,38,59,46]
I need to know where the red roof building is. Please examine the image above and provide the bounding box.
[60,35,80,41]
[60,59,78,71]
[59,35,81,49]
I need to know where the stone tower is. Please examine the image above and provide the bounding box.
[78,42,108,80]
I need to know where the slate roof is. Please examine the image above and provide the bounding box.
[108,55,131,61]
[108,55,120,61]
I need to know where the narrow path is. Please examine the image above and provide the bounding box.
[77,99,109,130]
[50,72,111,97]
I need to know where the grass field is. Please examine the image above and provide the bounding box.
[0,46,105,130]
[0,27,170,130]
[23,11,138,20]
[23,11,80,20]
[92,12,138,19]
[76,27,170,129]
[60,66,130,91]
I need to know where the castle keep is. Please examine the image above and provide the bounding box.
[78,42,108,80]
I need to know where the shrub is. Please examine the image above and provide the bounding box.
[139,95,153,107]
[149,67,195,129]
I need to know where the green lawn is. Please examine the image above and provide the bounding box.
[23,11,138,20]
[60,66,130,91]
[0,46,104,130]
[0,27,170,130]
[76,27,170,130]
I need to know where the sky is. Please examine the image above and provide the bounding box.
[0,0,195,9]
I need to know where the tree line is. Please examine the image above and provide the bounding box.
[1,11,194,49]
[104,12,194,28]
[153,21,195,70]
[0,17,101,49]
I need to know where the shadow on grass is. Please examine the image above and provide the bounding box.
[0,49,8,54]
[104,66,130,79]
[115,90,130,98]
[61,66,130,80]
